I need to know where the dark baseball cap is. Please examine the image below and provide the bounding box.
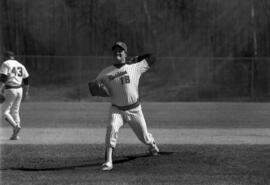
[112,41,127,52]
[3,51,15,59]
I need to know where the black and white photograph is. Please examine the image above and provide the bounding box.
[1,0,270,184]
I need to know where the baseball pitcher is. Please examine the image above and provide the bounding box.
[89,41,159,171]
[0,51,30,140]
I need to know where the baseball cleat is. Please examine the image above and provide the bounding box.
[101,161,113,171]
[14,125,21,135]
[9,135,20,140]
[149,142,159,156]
[10,125,21,140]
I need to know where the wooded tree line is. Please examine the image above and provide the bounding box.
[1,0,270,57]
[0,0,270,100]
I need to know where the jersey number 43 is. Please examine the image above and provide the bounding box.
[11,67,23,77]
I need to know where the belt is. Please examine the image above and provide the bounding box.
[112,100,140,111]
[5,85,22,89]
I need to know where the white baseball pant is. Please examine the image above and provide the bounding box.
[2,88,23,128]
[105,105,156,148]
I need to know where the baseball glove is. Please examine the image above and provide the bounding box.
[88,80,110,97]
[0,94,5,104]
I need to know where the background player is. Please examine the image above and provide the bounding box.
[89,41,159,171]
[0,51,30,140]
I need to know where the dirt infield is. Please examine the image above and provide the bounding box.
[1,144,270,185]
[1,128,270,145]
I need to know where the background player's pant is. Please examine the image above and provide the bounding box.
[2,88,23,127]
[105,105,156,148]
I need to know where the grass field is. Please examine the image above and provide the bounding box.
[1,102,270,185]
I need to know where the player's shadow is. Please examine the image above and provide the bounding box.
[9,152,174,171]
[114,151,173,164]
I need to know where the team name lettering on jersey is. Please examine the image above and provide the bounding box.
[108,71,127,81]
[96,60,150,106]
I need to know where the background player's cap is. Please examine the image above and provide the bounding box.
[3,51,15,59]
[112,41,127,52]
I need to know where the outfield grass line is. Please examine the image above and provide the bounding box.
[0,128,270,145]
[2,102,270,129]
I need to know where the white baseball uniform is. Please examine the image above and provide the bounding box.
[96,55,157,149]
[0,59,29,127]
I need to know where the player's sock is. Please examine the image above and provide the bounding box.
[102,147,114,170]
[104,147,113,163]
